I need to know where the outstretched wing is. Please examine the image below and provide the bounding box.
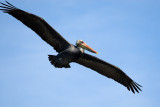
[76,53,142,93]
[0,1,71,52]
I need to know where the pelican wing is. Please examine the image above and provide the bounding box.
[76,53,142,93]
[0,1,71,52]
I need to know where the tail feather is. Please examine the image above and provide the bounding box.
[48,55,56,65]
[48,55,56,61]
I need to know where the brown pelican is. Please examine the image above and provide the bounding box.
[0,1,142,93]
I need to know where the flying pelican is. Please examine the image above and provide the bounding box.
[0,1,142,93]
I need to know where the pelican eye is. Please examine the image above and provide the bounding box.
[80,41,84,44]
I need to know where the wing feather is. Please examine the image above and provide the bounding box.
[0,1,71,52]
[76,53,142,93]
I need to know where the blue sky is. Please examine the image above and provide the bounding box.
[0,0,160,107]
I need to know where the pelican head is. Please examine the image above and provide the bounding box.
[76,40,98,54]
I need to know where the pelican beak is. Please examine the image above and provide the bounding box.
[80,42,98,54]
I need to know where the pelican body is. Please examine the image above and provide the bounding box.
[49,40,98,68]
[0,1,142,94]
[49,44,81,68]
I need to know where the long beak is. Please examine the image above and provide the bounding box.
[80,42,98,54]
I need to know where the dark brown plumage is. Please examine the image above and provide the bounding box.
[0,1,70,52]
[76,53,142,93]
[0,1,142,94]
